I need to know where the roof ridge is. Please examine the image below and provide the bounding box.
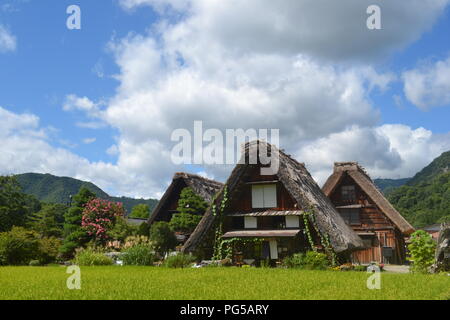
[173,172,223,185]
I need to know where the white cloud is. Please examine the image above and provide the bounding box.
[63,95,101,113]
[4,0,450,198]
[0,24,16,53]
[403,56,450,110]
[59,0,449,196]
[75,121,106,129]
[297,124,450,185]
[0,106,174,198]
[121,0,449,61]
[83,137,96,144]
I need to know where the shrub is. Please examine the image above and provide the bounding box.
[73,248,113,266]
[164,253,196,268]
[123,235,152,249]
[282,251,329,270]
[408,230,436,274]
[0,227,39,265]
[37,237,62,265]
[282,253,305,268]
[82,198,125,245]
[122,245,154,266]
[303,251,329,270]
[339,263,354,271]
[354,265,367,272]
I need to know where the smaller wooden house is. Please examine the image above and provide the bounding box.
[182,141,364,264]
[322,162,415,264]
[147,173,223,241]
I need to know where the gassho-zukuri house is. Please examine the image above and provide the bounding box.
[322,162,415,264]
[147,172,223,242]
[181,141,366,265]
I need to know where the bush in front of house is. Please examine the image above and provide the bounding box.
[408,230,436,274]
[164,253,196,268]
[282,253,305,268]
[122,244,155,266]
[282,251,329,270]
[303,251,329,270]
[73,247,113,266]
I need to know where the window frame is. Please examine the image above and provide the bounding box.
[251,183,278,209]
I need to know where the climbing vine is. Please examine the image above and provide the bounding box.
[302,207,337,266]
[212,186,228,260]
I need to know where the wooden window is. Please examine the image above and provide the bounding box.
[341,185,356,202]
[338,208,360,225]
[251,184,277,208]
[285,216,299,228]
[244,216,257,229]
[361,235,374,248]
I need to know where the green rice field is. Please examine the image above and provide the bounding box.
[0,266,449,300]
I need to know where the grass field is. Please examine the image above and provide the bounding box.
[0,266,449,300]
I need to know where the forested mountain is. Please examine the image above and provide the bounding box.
[15,173,158,214]
[374,178,411,194]
[387,151,450,228]
[406,151,450,186]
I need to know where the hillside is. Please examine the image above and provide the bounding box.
[407,151,450,186]
[15,173,158,214]
[387,151,450,228]
[374,178,411,194]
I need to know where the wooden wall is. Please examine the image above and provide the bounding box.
[330,174,407,264]
[227,166,298,213]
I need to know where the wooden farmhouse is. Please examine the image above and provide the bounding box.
[322,162,415,264]
[182,141,364,265]
[147,172,223,242]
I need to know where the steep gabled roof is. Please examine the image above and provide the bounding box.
[322,162,415,235]
[182,141,364,254]
[147,172,223,225]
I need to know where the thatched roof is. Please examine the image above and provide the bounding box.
[182,141,364,254]
[322,162,415,235]
[147,172,223,225]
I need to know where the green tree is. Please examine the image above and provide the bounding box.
[149,221,177,257]
[0,176,40,232]
[0,227,39,265]
[60,187,96,258]
[169,187,207,234]
[107,216,137,242]
[130,203,151,219]
[28,203,66,238]
[408,230,436,274]
[137,221,150,237]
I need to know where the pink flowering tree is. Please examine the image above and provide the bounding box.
[81,199,125,245]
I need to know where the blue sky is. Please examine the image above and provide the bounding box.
[0,0,159,162]
[1,0,450,198]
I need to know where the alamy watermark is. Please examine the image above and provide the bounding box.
[66,5,81,30]
[66,265,81,290]
[367,5,381,30]
[366,265,381,290]
[171,121,280,175]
